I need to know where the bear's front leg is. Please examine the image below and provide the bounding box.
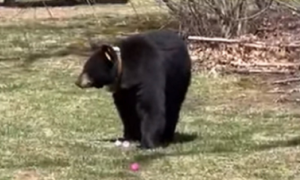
[136,91,166,149]
[113,91,141,142]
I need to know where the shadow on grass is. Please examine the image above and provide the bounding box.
[99,132,198,145]
[21,46,91,67]
[1,12,175,66]
[130,136,300,168]
[130,147,203,168]
[97,129,300,168]
[0,44,92,66]
[173,132,198,144]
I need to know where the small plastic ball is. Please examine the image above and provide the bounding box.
[122,141,130,148]
[115,140,122,147]
[130,163,139,171]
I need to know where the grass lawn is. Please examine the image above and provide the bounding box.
[1,1,300,180]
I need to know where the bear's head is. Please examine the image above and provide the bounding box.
[75,44,121,90]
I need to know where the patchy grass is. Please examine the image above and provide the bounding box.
[1,2,300,180]
[0,7,173,65]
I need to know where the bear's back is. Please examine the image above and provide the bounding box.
[143,30,191,75]
[119,30,190,66]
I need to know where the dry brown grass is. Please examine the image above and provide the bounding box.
[0,0,166,22]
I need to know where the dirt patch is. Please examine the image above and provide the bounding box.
[13,170,41,180]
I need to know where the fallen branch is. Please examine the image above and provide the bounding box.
[268,88,300,94]
[230,61,300,68]
[188,36,300,48]
[271,77,300,84]
[275,97,300,103]
[243,42,300,49]
[188,36,241,43]
[225,68,295,74]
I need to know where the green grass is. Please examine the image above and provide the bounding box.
[1,2,300,180]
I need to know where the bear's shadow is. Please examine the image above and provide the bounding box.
[100,132,197,146]
[172,132,198,144]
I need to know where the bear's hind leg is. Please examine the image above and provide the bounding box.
[162,80,190,144]
[163,102,181,144]
[137,89,166,149]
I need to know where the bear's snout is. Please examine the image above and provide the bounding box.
[75,73,92,88]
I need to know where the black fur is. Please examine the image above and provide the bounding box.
[75,30,192,149]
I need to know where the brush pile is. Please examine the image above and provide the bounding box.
[188,10,300,74]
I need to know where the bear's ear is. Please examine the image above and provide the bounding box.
[101,44,118,63]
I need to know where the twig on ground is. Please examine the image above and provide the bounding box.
[42,0,53,19]
[243,42,300,49]
[225,68,295,74]
[268,88,300,94]
[129,0,140,20]
[85,0,98,20]
[230,61,300,68]
[271,77,300,84]
[188,36,241,43]
[188,36,300,48]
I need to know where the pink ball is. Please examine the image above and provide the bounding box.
[130,163,139,171]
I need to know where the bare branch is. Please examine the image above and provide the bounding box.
[271,77,300,84]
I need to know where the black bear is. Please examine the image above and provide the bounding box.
[75,30,192,149]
